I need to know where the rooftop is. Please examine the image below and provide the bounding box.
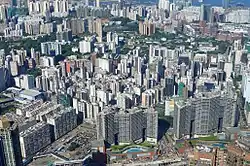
[20,122,48,137]
[29,154,62,166]
[225,127,240,134]
[91,140,105,148]
[20,89,42,97]
[227,145,243,155]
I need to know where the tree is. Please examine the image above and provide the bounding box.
[27,68,42,77]
[54,55,65,64]
[61,44,74,56]
[218,41,229,54]
[0,41,9,52]
[68,142,80,151]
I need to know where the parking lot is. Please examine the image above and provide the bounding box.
[42,122,97,159]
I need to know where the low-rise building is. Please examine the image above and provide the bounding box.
[19,89,43,101]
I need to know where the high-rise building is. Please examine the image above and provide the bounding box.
[162,76,174,97]
[96,0,100,7]
[19,122,51,159]
[14,74,35,90]
[53,0,69,17]
[0,67,6,92]
[141,90,156,107]
[133,56,142,74]
[139,20,156,36]
[41,42,62,56]
[40,56,55,67]
[117,93,134,110]
[0,5,7,21]
[46,107,77,141]
[16,0,28,8]
[200,3,204,21]
[9,61,19,76]
[222,0,229,9]
[79,40,93,54]
[35,76,42,90]
[203,4,212,22]
[174,90,237,139]
[180,62,187,77]
[0,116,23,166]
[242,70,250,103]
[56,29,73,42]
[96,108,116,145]
[145,108,158,144]
[76,6,90,18]
[96,19,103,42]
[70,18,88,35]
[24,18,42,35]
[173,0,192,8]
[158,0,170,11]
[97,107,158,145]
[0,0,13,6]
[88,18,103,41]
[225,9,250,23]
[28,1,46,14]
[115,109,145,144]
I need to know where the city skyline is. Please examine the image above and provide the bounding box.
[0,0,250,165]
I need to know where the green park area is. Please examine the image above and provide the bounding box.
[191,135,223,146]
[176,135,220,148]
[111,141,155,152]
[198,135,218,141]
